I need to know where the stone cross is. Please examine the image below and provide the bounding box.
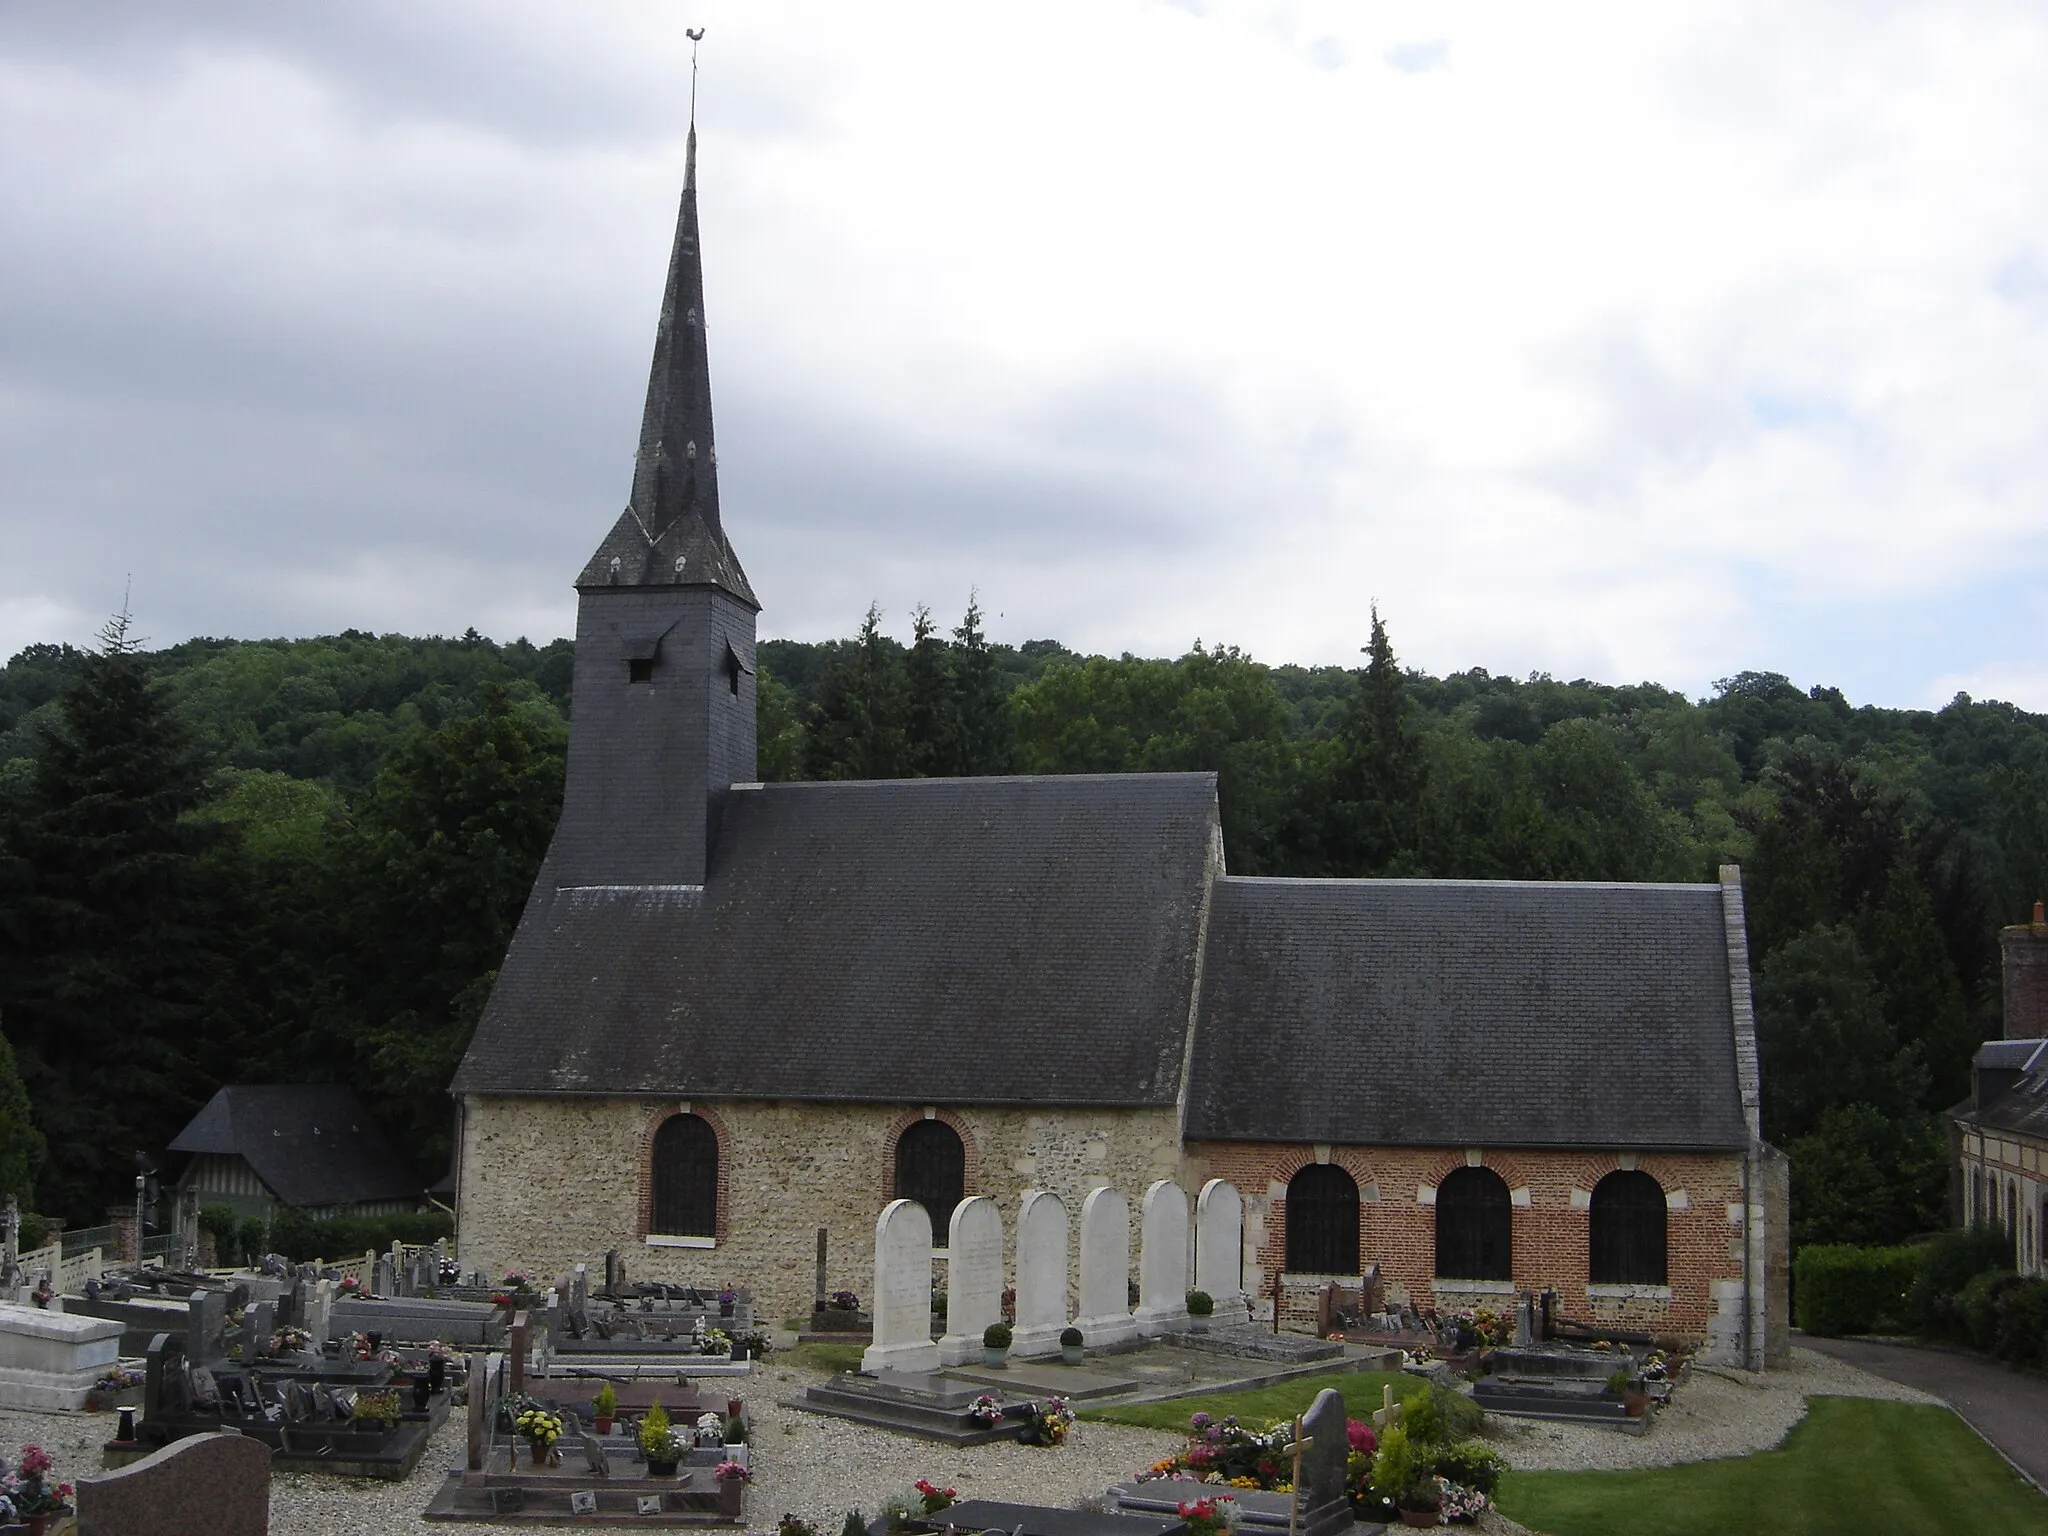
[1283,1415,1314,1536]
[1370,1382,1403,1431]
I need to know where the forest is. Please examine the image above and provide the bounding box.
[2,599,2045,1259]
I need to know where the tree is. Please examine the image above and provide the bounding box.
[946,595,1012,776]
[1754,924,1922,1144]
[1865,858,1973,1109]
[805,605,908,780]
[1326,606,1426,873]
[0,1023,46,1211]
[1787,1103,1948,1251]
[901,605,949,778]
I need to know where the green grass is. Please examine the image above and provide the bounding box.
[779,1342,866,1375]
[1080,1368,1422,1430]
[1498,1396,2047,1536]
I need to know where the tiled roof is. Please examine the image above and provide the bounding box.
[1184,877,1752,1149]
[168,1086,422,1208]
[455,772,1219,1104]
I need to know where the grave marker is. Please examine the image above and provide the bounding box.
[1075,1185,1139,1348]
[1010,1190,1069,1357]
[860,1200,939,1373]
[1134,1180,1191,1337]
[937,1197,1004,1366]
[1194,1179,1249,1323]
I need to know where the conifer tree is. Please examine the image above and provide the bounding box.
[947,595,1012,776]
[901,605,949,778]
[1329,605,1425,873]
[805,604,907,780]
[0,1023,46,1212]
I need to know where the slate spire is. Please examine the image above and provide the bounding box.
[578,124,757,606]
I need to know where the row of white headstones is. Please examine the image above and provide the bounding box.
[862,1177,1252,1374]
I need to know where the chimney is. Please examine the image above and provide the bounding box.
[2003,899,2048,1040]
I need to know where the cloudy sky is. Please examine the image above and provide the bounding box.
[5,1,2046,708]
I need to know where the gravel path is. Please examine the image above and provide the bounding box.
[1,1346,1940,1532]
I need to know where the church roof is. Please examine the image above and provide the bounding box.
[455,772,1219,1104]
[578,127,756,608]
[168,1085,422,1208]
[1184,876,1753,1150]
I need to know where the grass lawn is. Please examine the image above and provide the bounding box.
[1080,1368,1423,1431]
[780,1341,866,1375]
[1498,1395,2047,1536]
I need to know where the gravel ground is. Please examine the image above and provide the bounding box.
[2,1345,1943,1533]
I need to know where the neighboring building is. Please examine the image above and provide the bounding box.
[451,124,1788,1368]
[1952,902,2048,1275]
[169,1086,422,1220]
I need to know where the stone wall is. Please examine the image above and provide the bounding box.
[1182,1140,1751,1346]
[458,1095,1184,1321]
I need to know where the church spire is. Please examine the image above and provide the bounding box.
[578,100,756,606]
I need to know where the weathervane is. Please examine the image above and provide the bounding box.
[687,26,705,126]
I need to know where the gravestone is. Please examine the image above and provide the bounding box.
[937,1197,1004,1366]
[465,1352,490,1470]
[860,1199,939,1374]
[814,1228,828,1310]
[242,1300,273,1362]
[509,1312,530,1395]
[374,1255,396,1297]
[1010,1190,1069,1358]
[1133,1180,1191,1337]
[1514,1291,1535,1347]
[605,1249,620,1296]
[309,1278,334,1343]
[0,1301,124,1409]
[186,1289,226,1363]
[1075,1186,1139,1349]
[1293,1386,1352,1536]
[1195,1179,1249,1323]
[77,1428,271,1536]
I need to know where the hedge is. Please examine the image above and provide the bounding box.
[1794,1243,1920,1335]
[198,1204,453,1266]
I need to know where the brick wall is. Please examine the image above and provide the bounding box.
[1182,1140,1749,1345]
[2002,908,2048,1040]
[458,1095,1183,1321]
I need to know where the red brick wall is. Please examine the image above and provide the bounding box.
[2003,915,2048,1041]
[1184,1141,1746,1342]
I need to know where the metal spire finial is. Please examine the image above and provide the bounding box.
[687,27,705,129]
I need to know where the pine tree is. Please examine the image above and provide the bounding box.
[1329,605,1425,873]
[804,604,908,780]
[901,605,949,777]
[946,595,1012,776]
[0,1022,46,1211]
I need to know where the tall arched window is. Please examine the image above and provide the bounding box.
[894,1119,965,1233]
[1435,1167,1511,1281]
[1588,1170,1668,1286]
[650,1113,718,1237]
[1285,1164,1360,1274]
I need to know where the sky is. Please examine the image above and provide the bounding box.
[4,1,2046,710]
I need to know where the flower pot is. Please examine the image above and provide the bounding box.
[428,1357,447,1392]
[1188,1316,1210,1333]
[595,1415,614,1435]
[412,1374,432,1411]
[719,1300,735,1318]
[1397,1508,1440,1528]
[1624,1390,1650,1418]
[527,1441,548,1465]
[717,1479,745,1517]
[646,1457,679,1478]
[983,1346,1009,1368]
[1061,1344,1083,1365]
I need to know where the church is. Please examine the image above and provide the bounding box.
[450,127,1789,1370]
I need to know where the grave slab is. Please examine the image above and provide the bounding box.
[0,1300,124,1409]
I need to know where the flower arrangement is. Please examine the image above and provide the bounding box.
[266,1325,314,1355]
[698,1327,732,1356]
[338,1275,362,1295]
[1015,1397,1075,1448]
[490,1292,519,1310]
[914,1478,956,1515]
[1347,1419,1377,1456]
[1176,1495,1236,1536]
[516,1405,564,1449]
[1451,1306,1506,1348]
[0,1445,72,1521]
[343,1331,374,1361]
[714,1459,752,1484]
[828,1289,860,1311]
[503,1269,536,1290]
[427,1339,456,1361]
[1437,1478,1491,1524]
[93,1366,144,1392]
[718,1287,738,1306]
[966,1394,1003,1427]
[352,1390,402,1432]
[438,1257,463,1284]
[639,1401,684,1464]
[778,1517,821,1536]
[1137,1412,1296,1490]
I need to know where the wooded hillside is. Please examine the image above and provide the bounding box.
[2,601,2043,1255]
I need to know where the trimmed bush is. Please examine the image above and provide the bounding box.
[1401,1381,1485,1445]
[1908,1225,2012,1339]
[1793,1243,1920,1335]
[1430,1439,1507,1495]
[1959,1268,2018,1353]
[1992,1277,2048,1369]
[264,1208,453,1264]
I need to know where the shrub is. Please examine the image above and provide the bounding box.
[198,1203,239,1262]
[1794,1243,1921,1335]
[1400,1382,1484,1446]
[17,1213,51,1252]
[1960,1269,2019,1353]
[1060,1326,1083,1348]
[1430,1440,1507,1497]
[264,1208,454,1263]
[983,1322,1013,1350]
[638,1400,673,1459]
[1992,1278,2048,1369]
[1186,1289,1214,1317]
[1909,1226,2013,1339]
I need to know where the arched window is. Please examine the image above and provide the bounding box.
[894,1119,965,1233]
[650,1113,718,1237]
[1285,1164,1360,1275]
[1588,1170,1668,1286]
[1435,1167,1511,1281]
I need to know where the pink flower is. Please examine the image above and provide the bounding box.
[18,1447,51,1478]
[1346,1419,1377,1455]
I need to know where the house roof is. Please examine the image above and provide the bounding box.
[455,771,1219,1104]
[1955,1039,2048,1138]
[1184,876,1753,1150]
[168,1086,422,1208]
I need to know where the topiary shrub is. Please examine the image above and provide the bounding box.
[1794,1243,1921,1335]
[1400,1381,1484,1446]
[1429,1440,1507,1496]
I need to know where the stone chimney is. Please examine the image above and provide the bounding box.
[2003,900,2048,1040]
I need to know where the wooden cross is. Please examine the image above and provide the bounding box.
[1370,1382,1404,1431]
[1281,1413,1315,1536]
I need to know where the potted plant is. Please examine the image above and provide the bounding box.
[966,1394,1003,1428]
[514,1404,563,1465]
[5,1445,73,1536]
[713,1458,751,1517]
[695,1411,726,1448]
[982,1321,1013,1367]
[1371,1425,1442,1528]
[1060,1326,1084,1365]
[1176,1495,1235,1536]
[426,1339,453,1393]
[593,1381,618,1435]
[1186,1289,1214,1333]
[718,1286,738,1319]
[723,1411,749,1466]
[828,1288,860,1313]
[639,1401,680,1476]
[1016,1397,1075,1447]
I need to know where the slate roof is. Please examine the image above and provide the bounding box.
[455,772,1219,1104]
[169,1086,422,1208]
[1954,1039,2048,1138]
[1185,877,1752,1149]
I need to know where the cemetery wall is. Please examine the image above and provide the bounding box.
[458,1095,1182,1318]
[1183,1140,1749,1342]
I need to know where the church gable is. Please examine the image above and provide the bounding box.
[456,771,1220,1106]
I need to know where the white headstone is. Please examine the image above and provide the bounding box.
[1134,1179,1192,1336]
[1195,1178,1249,1323]
[310,1279,334,1343]
[0,1301,123,1410]
[937,1197,1005,1367]
[860,1199,940,1374]
[1009,1190,1069,1357]
[1074,1185,1139,1348]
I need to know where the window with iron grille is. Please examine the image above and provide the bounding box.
[1434,1166,1511,1280]
[894,1119,965,1234]
[650,1113,718,1237]
[1284,1163,1359,1275]
[1588,1169,1666,1285]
